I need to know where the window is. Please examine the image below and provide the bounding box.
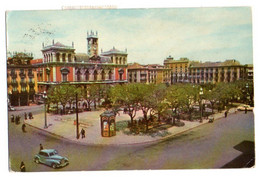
[68,54,72,62]
[85,70,89,81]
[11,78,16,83]
[108,70,112,80]
[39,152,49,157]
[101,70,105,80]
[56,53,60,62]
[21,87,26,92]
[62,74,67,82]
[94,70,98,81]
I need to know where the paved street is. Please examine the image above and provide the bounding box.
[8,107,254,171]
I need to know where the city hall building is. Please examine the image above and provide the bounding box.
[31,31,128,93]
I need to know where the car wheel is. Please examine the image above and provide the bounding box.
[51,163,57,169]
[35,158,40,164]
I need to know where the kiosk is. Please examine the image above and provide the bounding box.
[100,111,116,137]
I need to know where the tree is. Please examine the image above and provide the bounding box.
[181,84,199,120]
[109,83,139,126]
[135,83,156,132]
[48,84,79,114]
[150,84,168,123]
[165,84,186,125]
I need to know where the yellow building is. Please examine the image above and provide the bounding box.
[189,59,247,84]
[163,56,190,83]
[7,52,38,106]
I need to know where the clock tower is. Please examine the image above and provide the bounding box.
[87,30,98,57]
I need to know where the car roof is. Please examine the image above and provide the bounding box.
[40,149,57,153]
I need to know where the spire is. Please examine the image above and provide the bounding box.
[72,41,74,48]
[101,48,103,53]
[96,31,98,36]
[87,31,89,36]
[52,39,54,45]
[42,42,44,48]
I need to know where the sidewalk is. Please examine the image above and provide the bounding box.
[24,108,237,146]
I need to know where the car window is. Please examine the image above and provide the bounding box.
[39,152,49,157]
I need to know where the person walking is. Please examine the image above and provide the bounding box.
[15,115,20,124]
[245,107,248,114]
[224,111,228,118]
[24,112,27,120]
[20,161,26,172]
[11,115,15,123]
[22,123,26,133]
[39,144,43,151]
[81,128,85,139]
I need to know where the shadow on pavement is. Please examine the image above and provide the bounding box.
[221,140,255,168]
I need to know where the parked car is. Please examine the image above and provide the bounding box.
[8,106,15,111]
[237,104,254,111]
[208,115,214,123]
[36,100,44,105]
[34,149,69,169]
[49,106,58,113]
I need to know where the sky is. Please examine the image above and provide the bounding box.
[6,7,253,65]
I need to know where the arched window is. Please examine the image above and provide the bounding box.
[56,53,60,62]
[85,70,89,81]
[108,70,112,80]
[68,54,72,62]
[62,53,66,62]
[77,70,81,81]
[101,70,105,80]
[94,70,98,81]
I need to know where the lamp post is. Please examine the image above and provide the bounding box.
[43,91,48,129]
[199,87,203,122]
[246,83,249,105]
[75,93,79,139]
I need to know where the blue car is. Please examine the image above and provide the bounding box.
[34,149,69,169]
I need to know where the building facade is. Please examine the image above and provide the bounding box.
[189,59,248,84]
[163,56,191,83]
[127,63,171,84]
[7,52,38,106]
[246,64,253,81]
[31,31,128,93]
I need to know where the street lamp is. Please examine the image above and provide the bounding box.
[43,91,48,129]
[199,87,203,122]
[246,83,250,105]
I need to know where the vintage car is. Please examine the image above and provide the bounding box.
[8,106,15,111]
[237,104,254,111]
[34,149,69,169]
[208,115,214,123]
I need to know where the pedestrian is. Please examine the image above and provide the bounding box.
[22,123,26,133]
[11,115,15,123]
[224,111,228,118]
[245,107,248,114]
[81,128,85,139]
[20,161,26,172]
[28,112,33,119]
[24,112,27,120]
[15,115,20,124]
[39,144,43,151]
